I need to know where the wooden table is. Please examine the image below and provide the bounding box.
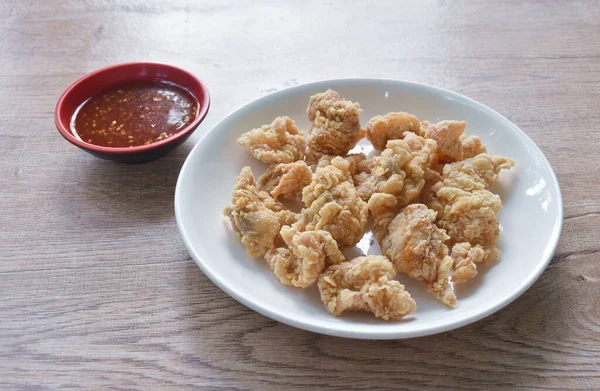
[1,1,599,389]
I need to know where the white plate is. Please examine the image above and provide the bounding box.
[175,79,563,339]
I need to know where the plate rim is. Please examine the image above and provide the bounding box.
[174,78,564,340]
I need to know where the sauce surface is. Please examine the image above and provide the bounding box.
[72,80,197,147]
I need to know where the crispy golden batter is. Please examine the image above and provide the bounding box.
[416,122,488,208]
[436,188,503,262]
[356,140,408,202]
[273,209,298,248]
[318,255,416,320]
[298,157,368,247]
[265,226,345,288]
[258,161,312,199]
[357,133,438,204]
[419,120,467,162]
[460,134,487,159]
[318,153,375,194]
[451,242,486,282]
[264,158,354,287]
[366,112,420,150]
[278,211,298,227]
[358,134,438,244]
[419,168,443,205]
[305,89,364,164]
[307,89,340,121]
[437,153,515,192]
[381,204,457,308]
[224,167,292,257]
[430,154,515,266]
[237,116,306,163]
[317,153,370,178]
[366,193,398,244]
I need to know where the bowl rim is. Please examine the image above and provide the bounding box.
[175,77,564,339]
[54,62,210,154]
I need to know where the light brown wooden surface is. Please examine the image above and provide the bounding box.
[1,1,599,389]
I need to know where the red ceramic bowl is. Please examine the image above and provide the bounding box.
[54,62,210,163]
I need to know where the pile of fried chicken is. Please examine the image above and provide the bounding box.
[224,89,515,321]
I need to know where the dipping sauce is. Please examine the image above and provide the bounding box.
[72,80,198,147]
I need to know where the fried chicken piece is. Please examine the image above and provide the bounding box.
[307,88,339,121]
[402,133,440,202]
[451,242,486,282]
[254,185,296,220]
[272,209,298,248]
[265,226,345,288]
[367,167,440,244]
[257,161,312,200]
[302,156,351,205]
[346,154,372,174]
[367,193,399,244]
[418,120,489,162]
[436,188,503,263]
[436,153,515,192]
[429,154,515,265]
[224,167,290,257]
[237,116,306,163]
[418,120,467,162]
[356,132,438,205]
[298,157,368,247]
[460,134,487,159]
[262,159,355,287]
[381,204,457,308]
[256,192,297,232]
[317,153,373,189]
[317,153,368,176]
[358,133,439,243]
[423,153,512,215]
[318,255,416,320]
[353,172,372,198]
[305,89,364,164]
[366,112,420,150]
[419,168,443,205]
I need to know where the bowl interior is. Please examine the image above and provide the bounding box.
[175,79,562,339]
[55,63,209,153]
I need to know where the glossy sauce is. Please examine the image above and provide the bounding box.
[72,80,197,147]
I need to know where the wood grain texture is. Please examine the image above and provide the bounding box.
[1,0,599,389]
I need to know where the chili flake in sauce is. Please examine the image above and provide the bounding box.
[72,80,198,147]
